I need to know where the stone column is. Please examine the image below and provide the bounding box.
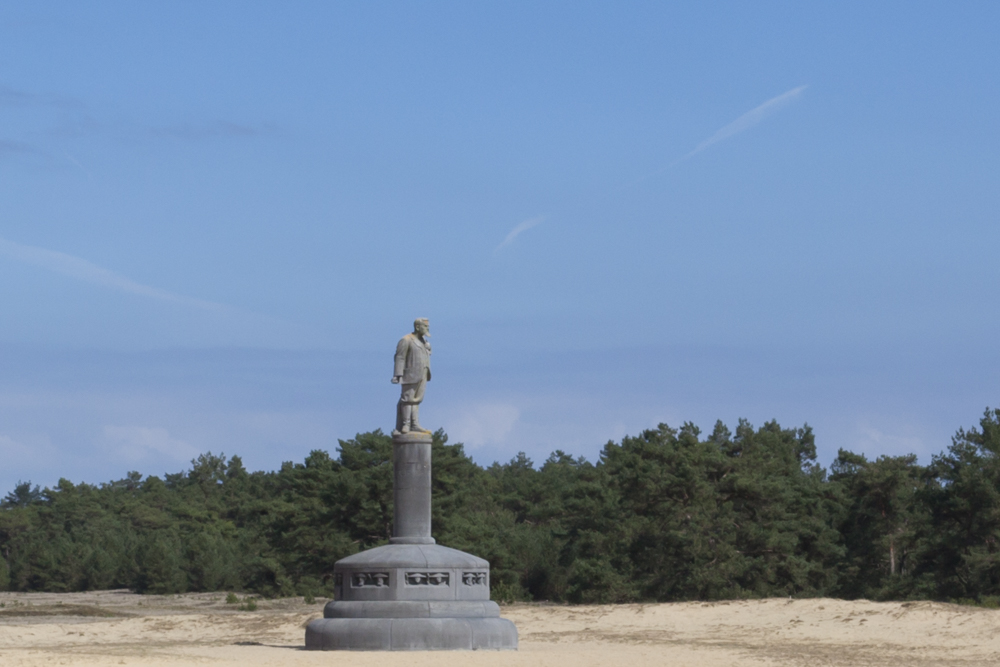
[390,432,435,545]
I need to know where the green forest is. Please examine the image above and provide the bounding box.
[2,408,1000,605]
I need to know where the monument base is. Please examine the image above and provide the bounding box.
[303,419,517,650]
[304,543,518,651]
[305,616,518,651]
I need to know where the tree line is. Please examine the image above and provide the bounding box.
[2,408,999,604]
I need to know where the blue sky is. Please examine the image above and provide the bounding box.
[1,2,998,492]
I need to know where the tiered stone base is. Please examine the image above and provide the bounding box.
[304,543,518,651]
[306,609,517,650]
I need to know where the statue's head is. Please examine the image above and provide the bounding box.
[414,318,430,336]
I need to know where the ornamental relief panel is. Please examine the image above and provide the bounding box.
[351,572,390,587]
[405,571,450,586]
[462,571,487,586]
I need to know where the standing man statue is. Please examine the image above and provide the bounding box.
[305,317,518,651]
[392,318,431,435]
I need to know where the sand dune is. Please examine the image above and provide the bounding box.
[1,590,998,666]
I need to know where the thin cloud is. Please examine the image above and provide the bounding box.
[0,433,38,462]
[0,139,43,157]
[0,236,226,310]
[0,84,83,110]
[0,83,97,145]
[150,120,274,141]
[496,215,545,251]
[446,403,520,448]
[678,85,807,163]
[103,425,199,462]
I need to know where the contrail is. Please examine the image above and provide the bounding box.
[496,215,545,251]
[0,236,226,310]
[677,85,807,163]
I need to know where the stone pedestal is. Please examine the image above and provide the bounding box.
[390,432,434,544]
[305,432,518,651]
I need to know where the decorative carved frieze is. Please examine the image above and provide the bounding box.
[462,571,487,586]
[405,571,450,586]
[351,572,390,587]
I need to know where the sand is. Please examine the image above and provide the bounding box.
[1,590,998,666]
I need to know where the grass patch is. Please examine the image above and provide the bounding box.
[0,604,121,618]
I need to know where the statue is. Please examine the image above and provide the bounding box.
[392,318,431,435]
[304,318,518,651]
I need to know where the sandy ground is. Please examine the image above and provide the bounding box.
[1,590,998,667]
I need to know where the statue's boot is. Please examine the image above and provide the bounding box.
[397,402,412,434]
[410,404,431,434]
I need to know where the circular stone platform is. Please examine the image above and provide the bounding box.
[304,543,517,650]
[305,617,518,651]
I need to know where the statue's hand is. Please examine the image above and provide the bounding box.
[391,376,401,384]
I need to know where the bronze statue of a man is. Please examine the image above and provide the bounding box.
[392,318,431,435]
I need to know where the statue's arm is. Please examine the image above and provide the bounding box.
[392,337,408,381]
